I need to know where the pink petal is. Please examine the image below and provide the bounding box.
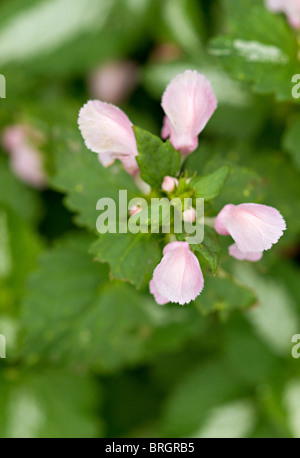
[134,175,151,195]
[129,205,142,216]
[151,241,204,305]
[10,145,46,189]
[149,279,169,305]
[2,125,26,152]
[119,154,139,176]
[265,0,286,11]
[162,176,179,192]
[182,207,196,223]
[161,70,217,155]
[97,151,115,167]
[89,60,138,104]
[265,0,300,29]
[215,203,286,252]
[161,116,171,140]
[214,204,232,236]
[78,100,139,175]
[229,244,263,262]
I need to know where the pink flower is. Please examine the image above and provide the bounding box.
[182,208,196,223]
[78,100,139,175]
[89,60,138,104]
[162,176,178,192]
[129,205,142,216]
[149,280,169,305]
[265,0,300,29]
[215,203,286,254]
[2,125,25,151]
[161,70,217,156]
[150,241,204,305]
[2,125,46,189]
[229,244,263,262]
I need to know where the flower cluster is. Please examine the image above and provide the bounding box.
[78,70,286,306]
[78,70,217,174]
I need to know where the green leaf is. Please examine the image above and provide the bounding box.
[134,126,181,189]
[282,115,300,170]
[192,226,220,274]
[161,361,241,437]
[195,274,257,315]
[0,204,42,313]
[91,232,161,290]
[209,0,300,101]
[233,264,299,356]
[51,129,139,231]
[185,141,264,208]
[224,316,279,386]
[0,0,151,78]
[22,234,205,372]
[161,0,205,55]
[190,166,230,200]
[0,369,101,438]
[0,156,41,224]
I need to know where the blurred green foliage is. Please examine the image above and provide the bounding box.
[1,0,300,438]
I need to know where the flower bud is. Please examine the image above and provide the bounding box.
[161,70,217,156]
[78,100,139,175]
[89,60,138,104]
[2,125,46,189]
[182,208,196,223]
[162,176,178,192]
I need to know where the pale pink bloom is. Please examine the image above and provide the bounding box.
[162,176,178,192]
[2,125,25,151]
[215,203,286,253]
[229,244,263,262]
[129,205,142,216]
[161,70,217,155]
[149,280,169,305]
[10,145,46,189]
[89,60,138,104]
[78,100,139,175]
[182,207,196,223]
[2,125,46,189]
[265,0,300,29]
[150,241,204,305]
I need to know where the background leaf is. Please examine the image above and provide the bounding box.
[209,0,300,101]
[190,166,230,200]
[22,233,206,372]
[0,369,101,438]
